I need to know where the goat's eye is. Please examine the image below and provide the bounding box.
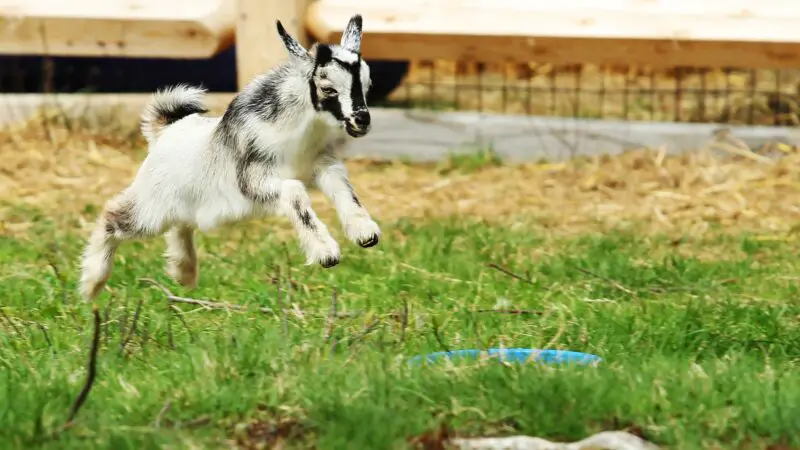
[321,86,338,96]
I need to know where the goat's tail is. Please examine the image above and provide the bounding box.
[140,84,209,143]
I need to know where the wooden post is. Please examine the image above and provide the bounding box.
[235,0,315,89]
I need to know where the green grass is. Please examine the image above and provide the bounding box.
[2,215,800,449]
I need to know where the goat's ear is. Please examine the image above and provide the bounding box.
[340,14,362,54]
[276,20,310,61]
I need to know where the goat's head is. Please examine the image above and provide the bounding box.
[276,15,372,138]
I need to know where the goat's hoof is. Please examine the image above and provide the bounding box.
[320,256,340,268]
[357,234,380,248]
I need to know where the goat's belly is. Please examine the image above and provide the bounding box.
[193,192,262,232]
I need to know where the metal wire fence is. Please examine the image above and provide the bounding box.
[3,53,800,127]
[386,61,800,126]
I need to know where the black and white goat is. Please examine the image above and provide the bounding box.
[79,14,380,301]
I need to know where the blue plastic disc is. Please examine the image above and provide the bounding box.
[408,348,602,367]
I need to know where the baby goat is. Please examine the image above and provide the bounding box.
[79,14,381,302]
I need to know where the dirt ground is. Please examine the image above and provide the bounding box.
[1,108,799,240]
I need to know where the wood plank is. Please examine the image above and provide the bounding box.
[306,0,800,69]
[0,0,235,58]
[235,0,315,89]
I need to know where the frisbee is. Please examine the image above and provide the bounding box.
[408,348,602,367]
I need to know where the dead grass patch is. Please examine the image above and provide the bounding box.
[1,111,799,241]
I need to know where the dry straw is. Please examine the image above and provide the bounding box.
[1,107,798,239]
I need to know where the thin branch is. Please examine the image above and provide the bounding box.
[345,319,382,346]
[0,308,22,336]
[119,296,130,337]
[30,321,55,356]
[281,242,297,290]
[120,297,144,354]
[574,266,636,296]
[153,400,172,428]
[400,296,409,344]
[469,312,490,352]
[275,266,289,335]
[475,308,542,315]
[173,295,275,313]
[177,415,212,429]
[166,298,175,349]
[430,315,451,354]
[140,317,151,351]
[44,247,68,306]
[486,263,535,285]
[325,288,337,344]
[140,277,277,314]
[102,296,115,346]
[138,278,358,318]
[66,306,101,426]
[169,305,195,343]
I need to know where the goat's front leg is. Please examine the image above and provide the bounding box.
[277,179,341,268]
[314,158,380,248]
[239,153,339,268]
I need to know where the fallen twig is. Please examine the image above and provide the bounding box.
[173,295,275,313]
[102,296,115,346]
[346,319,383,346]
[0,307,23,336]
[400,296,409,344]
[166,297,175,349]
[177,415,212,429]
[153,400,172,428]
[66,306,101,426]
[119,296,130,336]
[474,309,541,315]
[574,267,636,296]
[275,266,289,335]
[120,297,144,354]
[325,288,337,343]
[169,305,196,343]
[30,321,55,356]
[281,242,298,291]
[140,317,151,351]
[139,277,359,319]
[430,315,451,354]
[45,248,69,306]
[486,263,535,285]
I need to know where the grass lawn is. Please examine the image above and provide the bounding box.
[2,213,800,449]
[2,112,800,449]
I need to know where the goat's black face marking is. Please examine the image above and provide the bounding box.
[315,44,333,66]
[332,58,366,112]
[310,44,371,138]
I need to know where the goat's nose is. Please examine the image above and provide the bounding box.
[353,110,371,128]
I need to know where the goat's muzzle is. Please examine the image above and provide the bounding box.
[345,110,371,138]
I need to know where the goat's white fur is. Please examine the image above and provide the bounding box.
[78,15,380,302]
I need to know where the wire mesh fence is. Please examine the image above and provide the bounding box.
[386,61,800,126]
[3,53,800,127]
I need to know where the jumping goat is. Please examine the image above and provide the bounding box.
[79,14,380,301]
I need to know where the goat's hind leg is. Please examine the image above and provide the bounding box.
[79,191,149,302]
[164,225,198,288]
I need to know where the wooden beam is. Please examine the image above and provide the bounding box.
[0,0,235,58]
[306,0,800,69]
[235,0,315,89]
